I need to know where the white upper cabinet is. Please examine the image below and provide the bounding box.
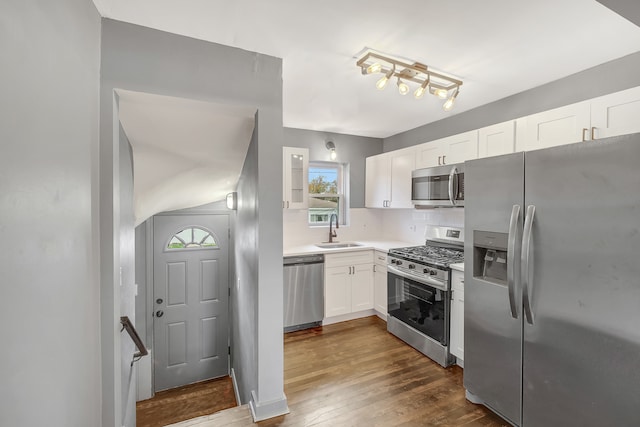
[388,147,415,208]
[365,146,415,208]
[590,86,640,139]
[517,101,591,152]
[478,121,516,158]
[415,130,478,169]
[415,139,444,169]
[283,146,308,210]
[365,154,390,208]
[444,130,479,164]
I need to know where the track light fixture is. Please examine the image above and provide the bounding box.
[356,48,462,111]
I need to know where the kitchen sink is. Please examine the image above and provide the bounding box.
[315,242,363,249]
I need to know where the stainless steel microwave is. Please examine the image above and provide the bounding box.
[411,163,464,207]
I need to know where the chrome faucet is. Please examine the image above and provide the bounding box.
[328,213,339,243]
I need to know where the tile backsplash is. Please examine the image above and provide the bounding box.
[283,207,464,247]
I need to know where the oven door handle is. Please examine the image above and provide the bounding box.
[387,265,448,291]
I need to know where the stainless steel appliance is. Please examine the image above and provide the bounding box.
[283,254,324,332]
[387,225,464,367]
[464,134,640,427]
[412,163,465,207]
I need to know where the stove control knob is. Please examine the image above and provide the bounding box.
[391,259,397,264]
[396,261,403,266]
[429,270,437,276]
[408,264,415,270]
[423,268,429,274]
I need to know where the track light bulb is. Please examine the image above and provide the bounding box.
[366,63,382,74]
[434,88,448,99]
[330,149,337,160]
[397,79,409,95]
[414,78,430,99]
[443,98,455,111]
[443,87,460,111]
[375,66,395,90]
[376,76,389,90]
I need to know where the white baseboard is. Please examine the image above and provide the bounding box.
[136,349,153,401]
[322,309,376,326]
[248,390,289,422]
[230,368,242,405]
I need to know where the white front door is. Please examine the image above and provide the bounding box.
[153,214,229,392]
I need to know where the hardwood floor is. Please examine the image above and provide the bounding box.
[137,376,236,427]
[173,316,507,427]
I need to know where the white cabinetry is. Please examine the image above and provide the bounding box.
[415,130,478,169]
[449,269,465,365]
[324,251,374,319]
[516,101,591,152]
[373,250,387,318]
[478,121,516,158]
[365,147,415,208]
[283,146,308,209]
[590,86,640,139]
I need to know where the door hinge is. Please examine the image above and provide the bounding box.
[228,346,231,355]
[228,287,231,297]
[228,228,231,239]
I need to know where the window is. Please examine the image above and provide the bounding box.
[166,226,218,250]
[308,162,347,226]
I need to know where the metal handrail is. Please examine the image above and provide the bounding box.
[120,316,148,359]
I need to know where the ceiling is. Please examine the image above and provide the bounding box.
[95,0,640,138]
[116,90,255,225]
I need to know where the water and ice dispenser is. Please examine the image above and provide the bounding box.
[473,231,508,285]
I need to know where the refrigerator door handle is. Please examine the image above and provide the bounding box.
[448,166,458,206]
[507,204,521,319]
[522,204,536,325]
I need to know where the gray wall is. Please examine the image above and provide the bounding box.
[384,52,640,151]
[0,1,102,426]
[100,19,286,422]
[283,128,382,208]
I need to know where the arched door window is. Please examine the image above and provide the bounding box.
[166,226,219,250]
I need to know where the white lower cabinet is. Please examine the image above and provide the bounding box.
[324,251,374,319]
[449,269,465,364]
[373,250,388,317]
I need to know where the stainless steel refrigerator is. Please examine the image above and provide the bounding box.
[464,134,640,426]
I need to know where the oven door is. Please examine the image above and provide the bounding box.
[387,267,450,346]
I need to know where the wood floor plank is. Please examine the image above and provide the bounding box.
[170,316,508,427]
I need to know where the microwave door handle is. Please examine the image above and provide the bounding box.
[522,205,536,325]
[507,204,521,319]
[448,166,457,206]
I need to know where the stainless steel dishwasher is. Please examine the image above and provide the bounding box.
[283,254,324,332]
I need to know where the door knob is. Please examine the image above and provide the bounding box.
[156,310,164,318]
[156,298,163,304]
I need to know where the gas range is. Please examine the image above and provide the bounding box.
[388,227,464,289]
[386,225,464,367]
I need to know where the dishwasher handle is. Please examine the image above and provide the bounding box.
[284,254,325,266]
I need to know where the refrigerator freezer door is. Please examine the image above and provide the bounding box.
[522,135,640,426]
[464,152,524,426]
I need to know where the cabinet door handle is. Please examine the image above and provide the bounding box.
[373,265,376,273]
[438,156,441,165]
[591,126,597,140]
[582,128,588,142]
[287,201,290,208]
[442,155,446,165]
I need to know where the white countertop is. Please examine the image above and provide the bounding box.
[284,240,415,257]
[450,262,465,272]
